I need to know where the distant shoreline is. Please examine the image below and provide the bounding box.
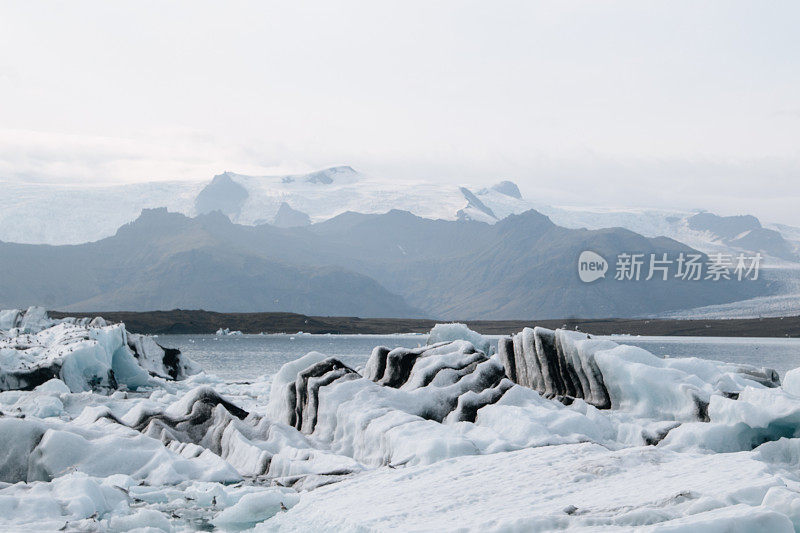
[48,309,800,338]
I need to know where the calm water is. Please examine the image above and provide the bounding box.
[157,333,800,381]
[158,333,430,381]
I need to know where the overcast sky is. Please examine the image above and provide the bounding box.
[1,1,799,223]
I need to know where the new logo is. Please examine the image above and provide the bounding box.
[578,251,608,283]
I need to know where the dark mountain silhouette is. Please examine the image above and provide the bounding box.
[0,208,423,317]
[0,208,771,319]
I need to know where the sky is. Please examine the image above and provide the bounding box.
[1,1,799,224]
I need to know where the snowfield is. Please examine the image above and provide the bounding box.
[3,310,800,531]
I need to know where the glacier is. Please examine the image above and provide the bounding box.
[3,313,800,530]
[6,167,799,266]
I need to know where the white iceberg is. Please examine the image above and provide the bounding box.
[426,322,493,356]
[2,319,800,531]
[216,327,243,336]
[0,309,199,392]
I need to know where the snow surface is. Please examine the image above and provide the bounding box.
[3,317,800,531]
[262,443,797,532]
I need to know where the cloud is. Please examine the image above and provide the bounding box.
[0,129,311,184]
[772,109,800,119]
[1,3,799,224]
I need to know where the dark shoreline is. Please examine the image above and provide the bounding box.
[48,309,800,337]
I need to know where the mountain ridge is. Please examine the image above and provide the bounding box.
[3,167,799,269]
[0,207,770,319]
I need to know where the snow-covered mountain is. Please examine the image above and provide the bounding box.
[218,166,514,227]
[3,166,800,268]
[539,206,800,264]
[0,167,480,244]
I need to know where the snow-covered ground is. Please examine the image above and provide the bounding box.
[4,311,800,531]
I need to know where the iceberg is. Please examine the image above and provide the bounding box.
[3,318,800,530]
[426,322,493,356]
[1,306,85,336]
[254,330,800,530]
[216,327,244,336]
[0,308,199,392]
[498,327,779,420]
